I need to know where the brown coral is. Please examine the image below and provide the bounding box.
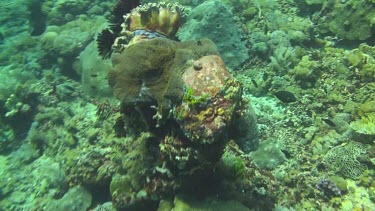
[108,38,219,130]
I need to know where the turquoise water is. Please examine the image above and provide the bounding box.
[1,0,375,210]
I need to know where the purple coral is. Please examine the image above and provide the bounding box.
[316,178,342,198]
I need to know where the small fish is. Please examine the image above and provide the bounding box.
[275,91,297,103]
[263,72,268,81]
[91,73,99,78]
[251,79,258,88]
[0,31,4,44]
[322,118,336,127]
[308,28,315,41]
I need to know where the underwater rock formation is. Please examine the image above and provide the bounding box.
[107,36,248,209]
[96,2,255,209]
[108,36,244,164]
[315,1,375,40]
[178,0,249,69]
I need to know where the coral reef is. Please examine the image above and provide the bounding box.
[167,194,251,211]
[2,0,375,210]
[347,44,375,82]
[39,16,107,79]
[90,1,255,209]
[350,115,375,143]
[106,35,249,208]
[109,133,164,210]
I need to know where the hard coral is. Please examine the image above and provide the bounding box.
[317,1,375,40]
[101,3,251,208]
[350,115,375,137]
[178,0,249,69]
[323,142,368,179]
[250,138,286,170]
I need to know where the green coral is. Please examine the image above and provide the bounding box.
[0,64,36,103]
[350,115,375,136]
[323,142,368,179]
[182,86,210,107]
[289,55,319,88]
[250,138,286,170]
[350,100,375,140]
[324,1,375,40]
[217,143,246,179]
[347,44,375,82]
[311,130,341,156]
[358,100,375,117]
[0,124,15,152]
[305,0,323,5]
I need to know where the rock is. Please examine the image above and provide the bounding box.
[45,186,92,211]
[178,0,249,69]
[316,1,375,40]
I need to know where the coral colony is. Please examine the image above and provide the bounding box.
[96,3,253,208]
